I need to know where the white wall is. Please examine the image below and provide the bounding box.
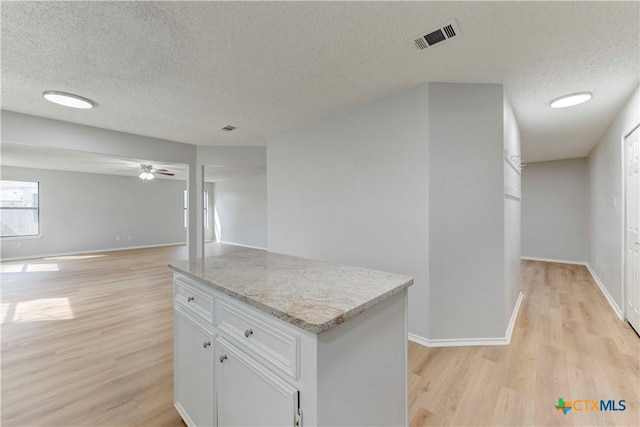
[428,83,507,340]
[589,84,640,309]
[503,96,522,327]
[522,158,590,263]
[214,175,267,249]
[0,166,186,259]
[267,85,431,338]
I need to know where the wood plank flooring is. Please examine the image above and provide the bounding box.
[409,260,640,426]
[1,246,189,427]
[1,248,638,426]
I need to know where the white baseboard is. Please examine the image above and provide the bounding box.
[409,333,509,347]
[521,256,587,265]
[585,263,624,321]
[217,241,267,251]
[0,242,186,262]
[174,402,195,427]
[505,291,525,342]
[409,291,524,348]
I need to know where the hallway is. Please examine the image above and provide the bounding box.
[409,260,639,426]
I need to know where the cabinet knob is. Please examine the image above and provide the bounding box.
[187,296,195,302]
[219,354,228,363]
[244,329,253,338]
[203,341,211,349]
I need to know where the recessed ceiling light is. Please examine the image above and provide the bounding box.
[549,92,592,109]
[42,91,95,109]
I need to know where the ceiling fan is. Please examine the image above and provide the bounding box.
[138,164,175,180]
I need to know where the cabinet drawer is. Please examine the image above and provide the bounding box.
[175,278,214,323]
[215,299,300,379]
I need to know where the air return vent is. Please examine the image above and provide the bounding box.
[413,20,462,50]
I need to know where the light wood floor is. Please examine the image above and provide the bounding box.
[409,260,640,426]
[1,247,638,426]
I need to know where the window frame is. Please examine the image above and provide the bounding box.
[204,190,209,229]
[0,180,41,239]
[183,189,188,229]
[184,189,210,229]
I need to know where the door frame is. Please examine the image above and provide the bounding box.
[621,120,640,322]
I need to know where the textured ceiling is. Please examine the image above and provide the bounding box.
[1,1,638,162]
[1,143,265,183]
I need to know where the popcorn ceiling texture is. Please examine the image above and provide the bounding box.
[1,1,638,162]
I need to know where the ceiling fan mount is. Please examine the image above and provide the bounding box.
[138,164,175,180]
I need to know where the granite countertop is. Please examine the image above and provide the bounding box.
[168,247,413,334]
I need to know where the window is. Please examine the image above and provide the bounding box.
[204,190,209,229]
[183,190,210,229]
[1,180,40,237]
[183,190,188,229]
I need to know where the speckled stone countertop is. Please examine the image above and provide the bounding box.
[168,247,413,334]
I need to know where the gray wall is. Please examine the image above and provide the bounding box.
[268,82,520,341]
[428,83,507,339]
[522,158,590,262]
[1,111,201,259]
[197,146,266,168]
[589,84,640,308]
[1,166,186,259]
[267,85,431,338]
[198,146,267,252]
[214,175,267,248]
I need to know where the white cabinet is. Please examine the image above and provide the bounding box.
[216,337,300,427]
[173,272,408,427]
[174,308,215,427]
[173,277,300,427]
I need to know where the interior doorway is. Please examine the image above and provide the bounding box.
[624,122,640,334]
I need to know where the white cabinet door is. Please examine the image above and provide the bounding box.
[216,337,299,427]
[174,309,215,427]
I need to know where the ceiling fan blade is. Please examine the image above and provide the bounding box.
[151,168,169,172]
[154,171,175,176]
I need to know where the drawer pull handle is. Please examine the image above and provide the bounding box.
[244,329,253,338]
[187,296,195,302]
[219,354,228,363]
[203,341,211,349]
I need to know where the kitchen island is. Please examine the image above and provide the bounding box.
[169,246,413,427]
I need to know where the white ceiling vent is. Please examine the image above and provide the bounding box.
[413,20,462,50]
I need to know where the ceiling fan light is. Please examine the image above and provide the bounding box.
[549,92,592,108]
[146,173,154,180]
[139,172,148,179]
